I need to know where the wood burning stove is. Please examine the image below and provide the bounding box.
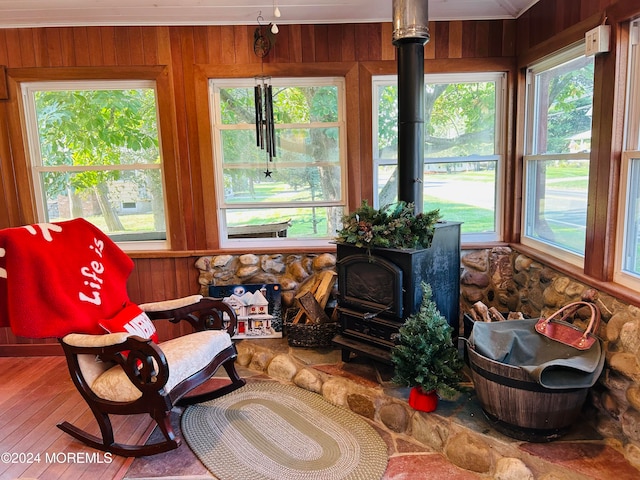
[333,221,461,363]
[332,1,461,363]
[337,253,404,319]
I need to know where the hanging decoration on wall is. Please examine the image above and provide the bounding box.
[254,75,276,177]
[253,12,278,59]
[253,12,278,178]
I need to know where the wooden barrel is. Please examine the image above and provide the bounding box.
[467,344,589,442]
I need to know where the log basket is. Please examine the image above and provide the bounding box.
[465,295,604,442]
[467,343,590,442]
[284,308,339,348]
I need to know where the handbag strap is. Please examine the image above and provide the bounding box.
[538,301,601,343]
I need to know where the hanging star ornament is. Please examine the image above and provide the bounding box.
[264,169,272,177]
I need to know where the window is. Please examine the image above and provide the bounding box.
[616,20,640,288]
[523,44,595,264]
[21,80,167,247]
[209,77,346,247]
[372,73,505,242]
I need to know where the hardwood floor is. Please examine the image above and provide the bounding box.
[0,356,152,480]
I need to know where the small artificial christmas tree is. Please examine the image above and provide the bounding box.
[391,282,464,402]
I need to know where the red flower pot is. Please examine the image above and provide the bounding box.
[408,386,438,412]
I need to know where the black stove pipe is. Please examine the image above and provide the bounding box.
[393,0,430,214]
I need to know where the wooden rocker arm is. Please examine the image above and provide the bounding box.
[143,296,238,336]
[61,333,170,396]
[120,336,170,395]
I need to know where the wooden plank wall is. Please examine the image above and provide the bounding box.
[516,0,616,55]
[10,0,637,350]
[0,19,517,351]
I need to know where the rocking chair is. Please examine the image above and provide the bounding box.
[0,218,245,456]
[57,295,246,457]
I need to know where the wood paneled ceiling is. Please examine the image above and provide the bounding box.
[0,0,540,29]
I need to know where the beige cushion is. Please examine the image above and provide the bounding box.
[62,333,133,386]
[139,294,203,312]
[63,332,132,347]
[90,330,232,402]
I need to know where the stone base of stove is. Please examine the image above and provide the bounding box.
[332,333,394,364]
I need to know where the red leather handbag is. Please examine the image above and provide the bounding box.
[535,300,601,351]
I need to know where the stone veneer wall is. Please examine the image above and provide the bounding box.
[195,253,338,309]
[195,246,640,463]
[460,247,640,466]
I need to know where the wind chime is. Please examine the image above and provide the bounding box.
[254,76,276,177]
[253,10,279,178]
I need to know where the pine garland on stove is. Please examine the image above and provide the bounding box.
[335,200,441,253]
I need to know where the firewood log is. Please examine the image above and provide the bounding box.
[297,291,331,324]
[473,301,491,322]
[488,307,506,322]
[582,288,598,303]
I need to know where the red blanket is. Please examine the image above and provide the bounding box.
[0,219,134,338]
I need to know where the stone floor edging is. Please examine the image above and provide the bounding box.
[234,340,602,479]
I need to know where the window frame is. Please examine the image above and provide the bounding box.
[208,76,348,249]
[371,72,506,243]
[614,19,640,290]
[521,42,593,267]
[10,66,185,252]
[20,78,169,251]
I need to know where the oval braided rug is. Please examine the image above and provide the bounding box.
[181,381,388,480]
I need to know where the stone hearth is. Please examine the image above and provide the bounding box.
[234,338,640,479]
[196,247,640,469]
[127,337,640,479]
